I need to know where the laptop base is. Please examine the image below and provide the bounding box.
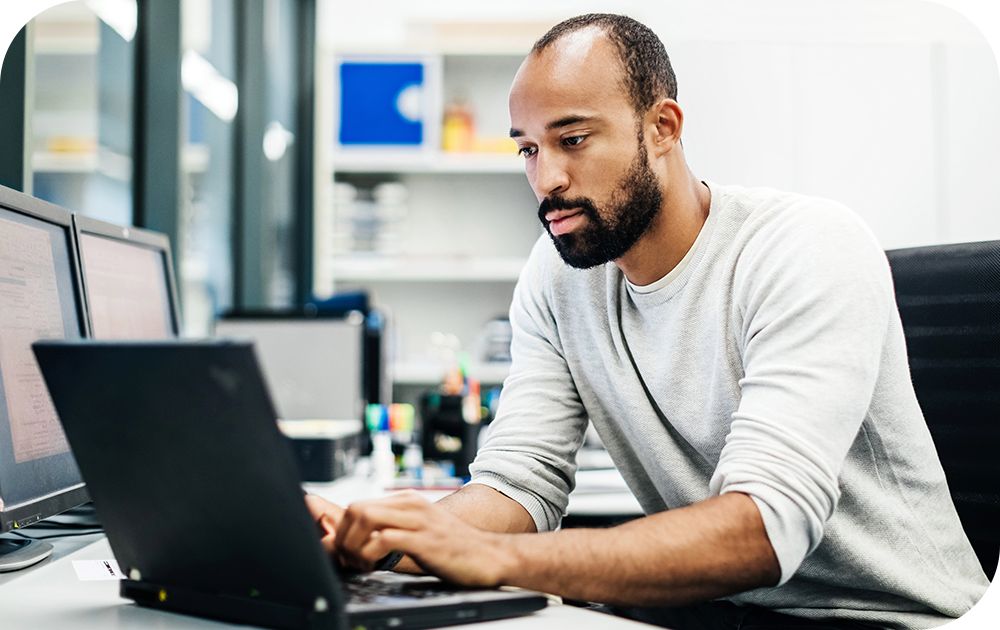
[349,596,549,630]
[121,579,342,630]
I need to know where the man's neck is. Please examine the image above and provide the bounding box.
[616,175,711,286]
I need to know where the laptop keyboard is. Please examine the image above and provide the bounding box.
[343,576,460,604]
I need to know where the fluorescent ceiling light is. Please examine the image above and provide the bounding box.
[86,0,137,42]
[182,50,239,123]
[263,121,295,162]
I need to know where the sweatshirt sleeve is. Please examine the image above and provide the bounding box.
[468,237,589,532]
[709,201,894,584]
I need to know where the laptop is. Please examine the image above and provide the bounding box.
[33,340,548,630]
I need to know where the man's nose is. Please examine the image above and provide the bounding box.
[533,151,570,199]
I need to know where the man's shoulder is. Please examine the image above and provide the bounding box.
[716,183,890,300]
[714,182,855,226]
[713,183,877,256]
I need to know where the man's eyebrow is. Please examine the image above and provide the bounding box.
[545,115,594,131]
[509,115,597,139]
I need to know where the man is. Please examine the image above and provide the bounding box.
[308,14,989,629]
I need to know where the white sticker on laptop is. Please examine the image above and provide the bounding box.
[73,559,125,581]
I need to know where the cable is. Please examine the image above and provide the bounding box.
[8,529,103,540]
[32,520,103,530]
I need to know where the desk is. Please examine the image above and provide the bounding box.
[0,473,649,629]
[303,467,644,523]
[0,537,654,629]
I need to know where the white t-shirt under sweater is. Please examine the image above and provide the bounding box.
[468,182,989,629]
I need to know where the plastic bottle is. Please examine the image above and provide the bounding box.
[402,443,423,482]
[463,379,481,424]
[371,431,396,486]
[441,100,475,153]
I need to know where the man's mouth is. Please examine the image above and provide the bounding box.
[545,209,586,236]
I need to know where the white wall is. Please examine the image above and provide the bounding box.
[676,40,943,249]
[941,41,1000,244]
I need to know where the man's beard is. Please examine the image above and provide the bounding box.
[537,146,663,269]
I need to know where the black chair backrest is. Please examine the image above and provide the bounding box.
[886,240,1000,580]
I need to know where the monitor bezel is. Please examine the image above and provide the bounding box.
[0,185,91,532]
[72,213,183,338]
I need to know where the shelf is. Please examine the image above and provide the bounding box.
[331,151,523,174]
[32,150,131,181]
[327,255,525,282]
[327,45,529,58]
[34,38,99,56]
[32,145,208,177]
[32,152,98,173]
[392,360,510,386]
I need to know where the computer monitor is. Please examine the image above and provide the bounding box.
[214,313,365,422]
[0,186,90,570]
[72,215,181,339]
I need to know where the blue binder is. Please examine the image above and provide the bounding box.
[338,61,425,146]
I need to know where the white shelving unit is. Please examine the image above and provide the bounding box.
[326,254,525,282]
[33,38,99,56]
[315,48,535,391]
[32,151,99,173]
[28,2,137,226]
[32,145,209,177]
[331,151,522,174]
[392,360,511,386]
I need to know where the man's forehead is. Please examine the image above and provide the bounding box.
[509,30,628,132]
[537,27,613,71]
[514,28,619,89]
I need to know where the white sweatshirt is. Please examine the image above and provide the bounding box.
[469,182,989,629]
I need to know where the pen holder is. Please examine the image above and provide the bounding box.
[419,393,481,478]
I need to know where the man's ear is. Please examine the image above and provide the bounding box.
[648,98,683,157]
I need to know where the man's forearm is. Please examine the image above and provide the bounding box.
[496,492,780,606]
[394,482,536,573]
[438,483,538,533]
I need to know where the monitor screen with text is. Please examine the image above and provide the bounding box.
[78,233,175,339]
[0,208,84,512]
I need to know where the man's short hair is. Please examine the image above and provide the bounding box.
[532,13,678,116]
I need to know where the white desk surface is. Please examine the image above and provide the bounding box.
[0,472,649,629]
[0,536,651,629]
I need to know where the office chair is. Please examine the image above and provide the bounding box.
[886,240,1000,580]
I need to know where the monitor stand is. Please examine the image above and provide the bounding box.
[0,537,54,572]
[47,502,101,528]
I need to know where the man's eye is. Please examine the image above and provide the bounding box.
[563,135,586,147]
[517,146,537,158]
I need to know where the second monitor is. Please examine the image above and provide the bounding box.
[73,215,181,339]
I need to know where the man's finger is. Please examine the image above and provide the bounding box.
[349,504,426,532]
[357,530,396,564]
[336,503,425,556]
[319,531,336,555]
[316,513,338,538]
[305,494,345,523]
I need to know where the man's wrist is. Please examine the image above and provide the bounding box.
[491,532,522,585]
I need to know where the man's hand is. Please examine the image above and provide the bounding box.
[304,494,345,556]
[307,488,778,606]
[334,491,516,587]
